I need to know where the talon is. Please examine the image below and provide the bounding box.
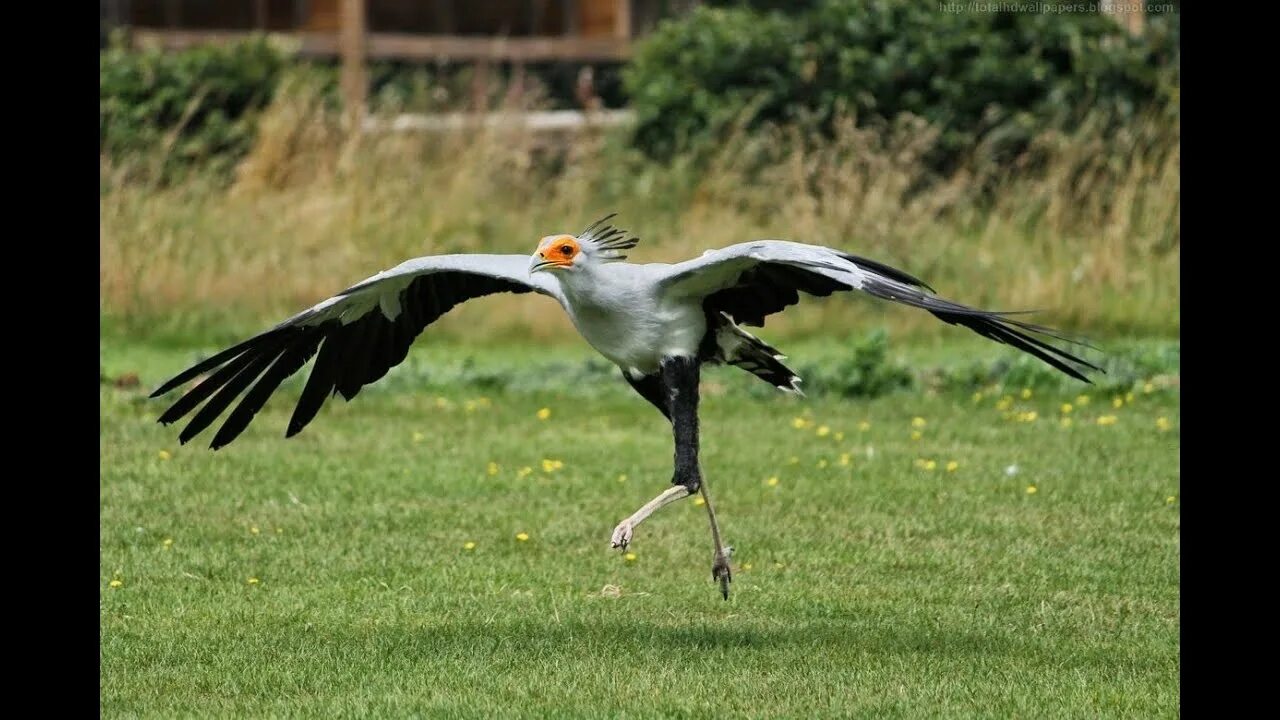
[610,520,634,551]
[712,553,732,600]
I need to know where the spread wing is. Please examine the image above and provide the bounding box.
[150,254,563,449]
[658,240,1101,382]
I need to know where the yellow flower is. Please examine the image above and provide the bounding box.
[617,474,627,483]
[839,453,851,466]
[109,579,123,589]
[515,532,530,542]
[1143,382,1155,394]
[536,407,551,420]
[946,461,959,472]
[1060,418,1073,428]
[742,563,753,571]
[1112,396,1124,409]
[791,417,812,430]
[247,577,260,585]
[250,526,260,535]
[693,496,706,506]
[624,552,638,562]
[464,400,478,413]
[996,396,1013,411]
[162,538,173,549]
[1019,411,1038,423]
[911,417,926,429]
[487,461,499,476]
[766,476,780,487]
[1060,403,1073,414]
[516,466,533,479]
[1076,395,1091,406]
[275,528,282,534]
[910,430,922,441]
[972,391,984,403]
[158,450,171,461]
[1026,485,1038,495]
[1166,495,1176,504]
[834,431,845,441]
[1125,392,1135,404]
[463,541,476,551]
[1156,417,1171,431]
[858,421,871,432]
[1097,415,1118,426]
[924,460,937,471]
[816,425,831,437]
[541,459,564,473]
[1020,388,1032,400]
[412,431,425,443]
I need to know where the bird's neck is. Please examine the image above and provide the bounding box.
[556,262,610,302]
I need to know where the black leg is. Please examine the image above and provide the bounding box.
[662,356,732,600]
[608,357,732,599]
[661,356,702,493]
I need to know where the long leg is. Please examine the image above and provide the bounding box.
[659,356,733,600]
[608,356,732,598]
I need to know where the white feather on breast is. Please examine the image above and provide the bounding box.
[557,264,706,375]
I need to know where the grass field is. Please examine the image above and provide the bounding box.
[101,339,1179,718]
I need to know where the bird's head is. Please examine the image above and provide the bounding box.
[530,213,639,275]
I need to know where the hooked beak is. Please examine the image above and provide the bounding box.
[529,253,559,274]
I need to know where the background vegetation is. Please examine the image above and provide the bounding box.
[100,3,1179,347]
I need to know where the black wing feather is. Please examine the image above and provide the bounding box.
[211,331,325,449]
[854,275,1101,380]
[287,335,344,438]
[702,252,1100,383]
[154,269,537,448]
[179,350,281,445]
[157,333,291,425]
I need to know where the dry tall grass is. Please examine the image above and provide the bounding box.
[101,74,1179,344]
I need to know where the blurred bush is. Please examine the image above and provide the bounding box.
[626,0,1179,171]
[100,33,295,183]
[795,330,913,399]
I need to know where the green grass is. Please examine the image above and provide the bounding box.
[101,341,1179,718]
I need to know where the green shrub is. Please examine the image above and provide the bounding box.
[796,330,914,399]
[100,34,293,181]
[625,0,1179,171]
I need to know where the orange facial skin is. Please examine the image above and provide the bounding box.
[536,235,580,269]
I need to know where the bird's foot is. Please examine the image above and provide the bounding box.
[610,520,634,551]
[712,546,733,600]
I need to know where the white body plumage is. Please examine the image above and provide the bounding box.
[555,262,706,376]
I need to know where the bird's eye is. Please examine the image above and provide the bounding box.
[560,245,573,256]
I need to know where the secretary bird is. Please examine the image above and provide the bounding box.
[151,214,1100,599]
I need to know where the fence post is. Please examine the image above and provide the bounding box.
[340,0,367,130]
[615,0,631,40]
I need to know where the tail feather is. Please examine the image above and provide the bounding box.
[711,312,803,394]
